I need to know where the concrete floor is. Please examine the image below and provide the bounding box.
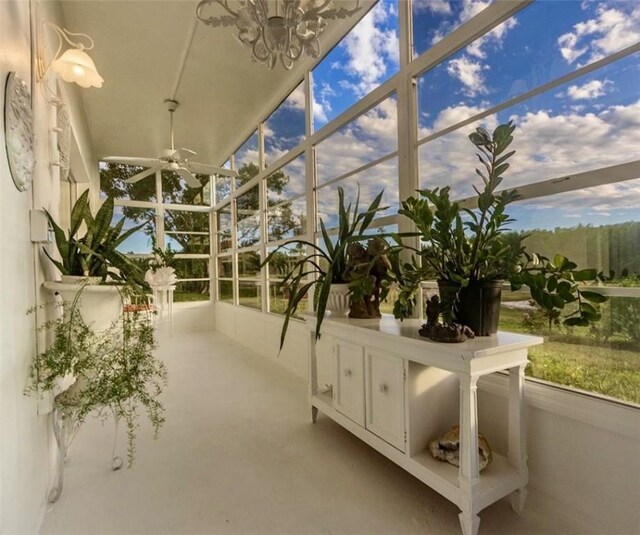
[40,327,603,535]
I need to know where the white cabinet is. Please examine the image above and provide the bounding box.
[365,350,406,451]
[334,341,365,426]
[307,316,543,535]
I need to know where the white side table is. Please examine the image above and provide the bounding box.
[151,285,175,334]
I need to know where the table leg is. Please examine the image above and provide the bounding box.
[508,363,528,513]
[458,374,480,535]
[309,330,318,423]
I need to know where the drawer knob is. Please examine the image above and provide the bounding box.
[379,383,389,393]
[344,368,352,377]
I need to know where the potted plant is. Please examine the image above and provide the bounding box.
[44,189,149,292]
[396,121,607,336]
[27,293,167,501]
[261,186,386,348]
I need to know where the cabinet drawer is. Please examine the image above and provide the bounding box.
[365,350,406,451]
[334,341,365,426]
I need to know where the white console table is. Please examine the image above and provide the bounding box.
[306,316,543,535]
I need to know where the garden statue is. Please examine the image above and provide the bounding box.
[346,237,392,319]
[418,294,475,343]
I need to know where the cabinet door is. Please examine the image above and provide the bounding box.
[365,350,406,451]
[334,341,365,426]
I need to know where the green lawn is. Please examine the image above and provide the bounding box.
[500,307,640,404]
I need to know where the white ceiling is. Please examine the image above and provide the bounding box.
[59,0,371,167]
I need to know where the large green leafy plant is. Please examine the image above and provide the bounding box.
[261,187,386,348]
[44,190,149,293]
[27,292,167,466]
[396,121,607,328]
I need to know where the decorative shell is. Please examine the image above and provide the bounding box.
[428,425,493,471]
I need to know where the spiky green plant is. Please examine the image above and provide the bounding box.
[43,190,149,293]
[261,186,386,349]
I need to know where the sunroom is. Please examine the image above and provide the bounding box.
[1,0,639,534]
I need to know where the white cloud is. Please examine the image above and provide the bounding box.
[566,79,612,100]
[466,17,518,59]
[413,0,452,15]
[285,84,305,110]
[315,97,398,185]
[341,0,399,97]
[557,4,640,66]
[446,56,489,97]
[460,0,492,23]
[418,100,640,210]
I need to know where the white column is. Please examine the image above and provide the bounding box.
[458,373,481,535]
[508,362,528,513]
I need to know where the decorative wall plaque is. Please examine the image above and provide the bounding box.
[4,72,36,191]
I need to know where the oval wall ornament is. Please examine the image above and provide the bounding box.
[4,72,36,192]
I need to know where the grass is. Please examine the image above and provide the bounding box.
[174,292,209,302]
[499,307,640,405]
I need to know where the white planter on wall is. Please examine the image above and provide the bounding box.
[43,280,124,332]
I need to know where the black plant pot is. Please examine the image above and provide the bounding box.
[437,280,503,336]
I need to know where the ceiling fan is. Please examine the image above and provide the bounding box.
[103,99,236,188]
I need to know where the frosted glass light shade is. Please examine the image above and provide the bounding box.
[51,48,103,88]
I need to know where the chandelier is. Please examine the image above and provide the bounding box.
[196,0,361,70]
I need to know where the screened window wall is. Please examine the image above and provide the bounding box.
[212,0,640,406]
[99,166,213,302]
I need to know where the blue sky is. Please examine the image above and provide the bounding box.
[306,0,640,232]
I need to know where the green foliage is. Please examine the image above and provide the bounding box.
[44,190,149,295]
[148,244,177,270]
[27,291,167,466]
[395,122,608,329]
[510,253,608,331]
[261,186,386,349]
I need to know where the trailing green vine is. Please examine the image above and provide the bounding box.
[27,287,167,466]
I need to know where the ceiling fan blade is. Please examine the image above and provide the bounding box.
[176,147,197,157]
[187,161,238,177]
[125,166,161,184]
[103,156,162,168]
[176,167,202,188]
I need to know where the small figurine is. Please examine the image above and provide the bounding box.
[418,294,475,343]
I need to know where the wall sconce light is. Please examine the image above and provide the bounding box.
[37,21,103,91]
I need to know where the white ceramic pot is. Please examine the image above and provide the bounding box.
[326,283,351,318]
[43,281,124,332]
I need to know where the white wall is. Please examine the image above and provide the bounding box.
[0,2,50,532]
[215,303,640,533]
[0,1,97,532]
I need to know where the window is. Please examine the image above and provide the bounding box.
[215,160,233,205]
[100,163,214,303]
[99,162,156,202]
[208,0,640,405]
[315,95,398,185]
[234,130,260,189]
[266,154,307,242]
[236,186,260,249]
[217,255,234,303]
[266,243,309,316]
[112,206,155,255]
[264,82,306,167]
[312,0,399,129]
[238,251,262,310]
[162,171,211,206]
[412,0,494,58]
